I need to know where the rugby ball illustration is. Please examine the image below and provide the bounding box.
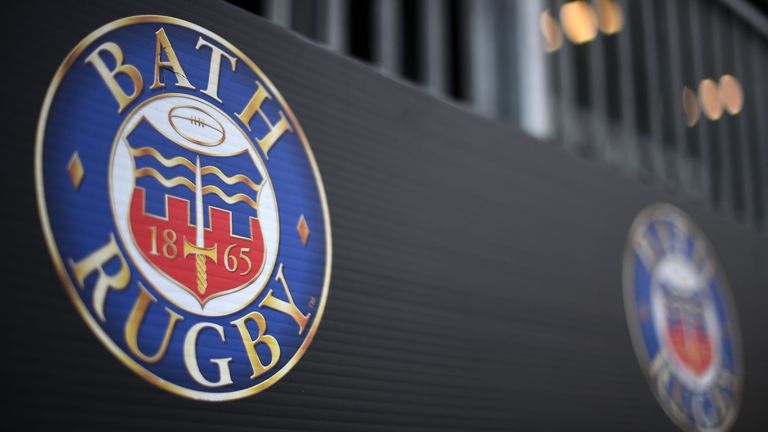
[169,105,225,146]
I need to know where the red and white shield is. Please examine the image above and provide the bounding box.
[110,95,279,316]
[666,307,713,376]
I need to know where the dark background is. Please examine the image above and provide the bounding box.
[1,1,766,430]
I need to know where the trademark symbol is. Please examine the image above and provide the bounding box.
[308,296,317,309]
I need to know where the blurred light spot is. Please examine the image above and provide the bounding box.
[540,10,563,53]
[560,1,598,45]
[718,74,743,115]
[698,79,723,121]
[594,0,624,35]
[682,86,700,127]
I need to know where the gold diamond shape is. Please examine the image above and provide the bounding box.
[66,152,84,190]
[297,214,310,247]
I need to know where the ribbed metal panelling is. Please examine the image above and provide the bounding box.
[3,0,767,430]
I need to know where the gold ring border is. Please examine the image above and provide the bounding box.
[34,15,332,401]
[621,202,743,431]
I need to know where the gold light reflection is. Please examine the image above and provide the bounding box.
[540,10,563,53]
[718,74,744,115]
[67,152,85,189]
[698,78,723,121]
[594,0,624,35]
[682,86,700,128]
[560,1,598,45]
[297,214,310,246]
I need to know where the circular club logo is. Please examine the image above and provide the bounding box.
[35,16,331,400]
[623,204,741,431]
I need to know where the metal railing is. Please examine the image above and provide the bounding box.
[227,0,768,231]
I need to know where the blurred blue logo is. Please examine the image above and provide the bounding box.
[623,204,741,431]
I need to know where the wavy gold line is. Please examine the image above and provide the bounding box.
[200,166,262,192]
[130,146,196,171]
[201,186,258,210]
[134,167,195,191]
[131,146,262,193]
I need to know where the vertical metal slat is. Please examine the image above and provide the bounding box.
[732,22,755,225]
[468,0,498,116]
[639,1,667,183]
[587,3,608,162]
[423,0,447,96]
[265,0,293,28]
[517,0,553,140]
[324,0,348,53]
[616,0,641,174]
[665,0,689,192]
[710,5,735,219]
[374,0,401,76]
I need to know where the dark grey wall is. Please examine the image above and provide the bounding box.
[2,1,766,430]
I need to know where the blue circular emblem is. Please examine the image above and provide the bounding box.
[35,16,331,400]
[623,204,741,431]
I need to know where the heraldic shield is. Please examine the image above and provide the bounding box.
[114,95,276,307]
[662,288,714,376]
